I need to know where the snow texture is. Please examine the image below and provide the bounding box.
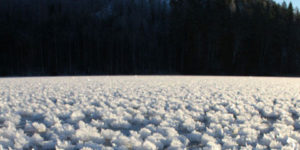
[0,76,300,149]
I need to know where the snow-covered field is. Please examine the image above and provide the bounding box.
[0,76,300,150]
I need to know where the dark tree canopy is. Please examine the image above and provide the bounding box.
[0,0,299,76]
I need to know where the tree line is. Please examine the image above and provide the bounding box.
[0,0,299,76]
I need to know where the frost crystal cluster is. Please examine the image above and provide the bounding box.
[0,76,300,149]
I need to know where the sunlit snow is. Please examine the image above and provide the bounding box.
[0,76,300,149]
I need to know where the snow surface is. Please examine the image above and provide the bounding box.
[0,76,300,150]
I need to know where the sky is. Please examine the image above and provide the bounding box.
[274,0,300,8]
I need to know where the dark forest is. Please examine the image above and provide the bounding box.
[0,0,300,76]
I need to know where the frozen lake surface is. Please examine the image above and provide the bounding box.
[0,76,300,150]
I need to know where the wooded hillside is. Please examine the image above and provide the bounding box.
[0,0,299,76]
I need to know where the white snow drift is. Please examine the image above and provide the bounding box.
[0,76,299,149]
